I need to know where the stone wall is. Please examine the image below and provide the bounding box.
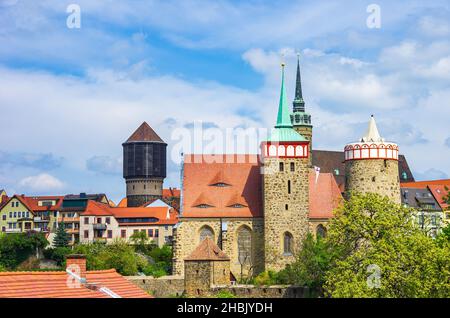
[262,158,310,271]
[211,285,317,298]
[126,276,184,298]
[126,177,163,207]
[172,218,264,278]
[345,159,400,204]
[184,260,212,297]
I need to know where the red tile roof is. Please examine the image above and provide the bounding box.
[182,154,342,219]
[125,122,164,143]
[82,200,178,225]
[309,172,343,219]
[0,269,150,298]
[428,185,450,211]
[185,237,230,261]
[19,195,64,212]
[182,154,262,218]
[400,179,450,189]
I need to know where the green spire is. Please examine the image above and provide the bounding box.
[276,63,293,128]
[268,63,306,142]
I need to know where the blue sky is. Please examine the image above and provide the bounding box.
[1,0,450,203]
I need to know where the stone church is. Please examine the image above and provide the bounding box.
[122,57,414,280]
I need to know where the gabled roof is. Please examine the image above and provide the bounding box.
[185,237,230,261]
[82,200,178,225]
[309,172,343,219]
[182,154,262,218]
[18,195,64,212]
[0,269,150,298]
[400,179,450,189]
[125,122,165,143]
[428,185,450,211]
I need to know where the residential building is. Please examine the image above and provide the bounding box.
[79,199,178,246]
[0,254,151,298]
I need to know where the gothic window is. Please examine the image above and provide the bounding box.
[199,226,214,242]
[316,224,327,238]
[237,226,252,265]
[283,232,293,255]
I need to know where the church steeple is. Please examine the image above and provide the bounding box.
[293,54,305,112]
[276,63,293,128]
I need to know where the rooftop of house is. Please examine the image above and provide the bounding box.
[117,188,181,208]
[428,185,450,211]
[185,237,230,261]
[181,154,342,219]
[82,200,178,225]
[401,187,442,211]
[0,256,151,298]
[4,195,64,212]
[400,179,450,189]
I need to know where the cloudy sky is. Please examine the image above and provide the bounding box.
[1,0,449,203]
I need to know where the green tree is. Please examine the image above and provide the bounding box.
[0,232,48,269]
[323,193,450,298]
[130,231,149,253]
[53,223,70,248]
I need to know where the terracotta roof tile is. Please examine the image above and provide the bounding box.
[309,172,343,219]
[400,179,450,189]
[125,122,165,143]
[0,269,151,298]
[182,154,262,218]
[185,237,230,261]
[428,184,449,210]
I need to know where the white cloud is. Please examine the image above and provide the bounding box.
[18,173,65,192]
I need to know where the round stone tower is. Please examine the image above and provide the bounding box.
[344,115,400,204]
[123,122,167,207]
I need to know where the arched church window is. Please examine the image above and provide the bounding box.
[316,224,327,238]
[237,226,252,265]
[283,232,293,255]
[199,226,214,242]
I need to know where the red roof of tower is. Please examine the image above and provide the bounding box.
[125,122,165,143]
[185,237,230,261]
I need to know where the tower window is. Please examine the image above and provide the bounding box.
[288,180,291,194]
[290,162,295,172]
[372,176,376,182]
[279,162,284,172]
[285,204,288,211]
[144,184,146,190]
[283,232,293,255]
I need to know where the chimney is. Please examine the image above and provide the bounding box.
[66,254,87,282]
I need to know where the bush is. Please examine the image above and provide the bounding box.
[141,262,168,278]
[43,247,72,266]
[253,270,282,286]
[0,232,48,270]
[215,290,236,298]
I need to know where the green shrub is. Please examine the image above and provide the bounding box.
[215,290,236,298]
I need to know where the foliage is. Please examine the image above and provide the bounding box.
[435,224,450,247]
[53,223,70,248]
[442,186,450,205]
[16,256,40,271]
[130,231,150,253]
[277,233,340,291]
[43,247,72,266]
[140,244,173,277]
[215,290,236,298]
[323,193,450,298]
[0,232,48,270]
[73,239,147,276]
[253,270,283,286]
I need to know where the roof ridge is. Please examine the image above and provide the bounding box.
[0,269,117,276]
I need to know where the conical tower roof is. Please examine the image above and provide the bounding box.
[125,122,165,143]
[360,115,384,142]
[185,237,230,261]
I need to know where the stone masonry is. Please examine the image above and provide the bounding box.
[345,159,401,204]
[262,157,310,272]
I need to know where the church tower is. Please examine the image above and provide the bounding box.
[123,122,167,207]
[344,115,401,204]
[261,63,310,271]
[291,54,312,164]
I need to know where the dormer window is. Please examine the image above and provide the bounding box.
[195,204,214,209]
[228,204,246,208]
[211,182,230,187]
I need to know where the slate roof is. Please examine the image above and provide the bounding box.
[311,150,415,190]
[185,237,230,261]
[125,122,165,143]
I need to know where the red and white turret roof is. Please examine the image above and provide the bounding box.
[344,115,399,161]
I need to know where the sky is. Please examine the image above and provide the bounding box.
[0,0,449,204]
